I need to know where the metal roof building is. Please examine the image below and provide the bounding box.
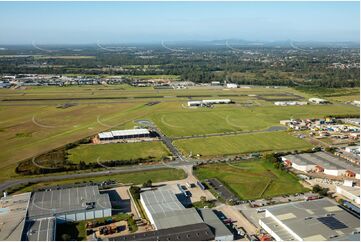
[0,193,31,241]
[22,217,56,241]
[108,222,215,241]
[98,129,150,140]
[28,185,112,221]
[259,198,360,241]
[282,152,360,179]
[198,209,234,241]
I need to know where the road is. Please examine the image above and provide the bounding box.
[0,160,189,193]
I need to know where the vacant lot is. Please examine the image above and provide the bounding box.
[67,141,170,163]
[194,160,308,200]
[174,131,312,157]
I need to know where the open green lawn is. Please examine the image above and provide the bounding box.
[194,159,308,200]
[174,131,312,157]
[67,141,171,163]
[11,168,186,194]
[151,104,359,137]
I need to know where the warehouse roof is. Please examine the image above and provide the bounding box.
[109,223,215,241]
[111,129,149,137]
[140,190,184,215]
[283,152,360,173]
[22,217,56,241]
[27,186,111,219]
[0,193,31,241]
[202,99,231,103]
[98,129,150,139]
[198,209,233,240]
[261,198,360,241]
[152,208,203,230]
[98,132,113,139]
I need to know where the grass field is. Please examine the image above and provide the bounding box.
[194,159,308,200]
[151,104,359,137]
[0,85,358,181]
[174,132,313,157]
[11,168,186,194]
[67,141,171,163]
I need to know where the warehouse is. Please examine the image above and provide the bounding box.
[281,152,360,179]
[336,185,360,205]
[109,223,215,241]
[198,209,234,241]
[98,128,150,141]
[27,185,112,221]
[140,189,233,240]
[22,217,56,241]
[259,198,360,241]
[187,99,232,107]
[309,97,329,104]
[140,190,191,229]
[0,193,31,241]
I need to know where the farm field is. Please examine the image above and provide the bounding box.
[67,141,171,163]
[10,168,186,194]
[174,132,313,157]
[194,159,308,200]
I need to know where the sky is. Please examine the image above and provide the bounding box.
[0,1,359,44]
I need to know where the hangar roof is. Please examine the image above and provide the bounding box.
[27,186,111,219]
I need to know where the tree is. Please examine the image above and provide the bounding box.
[142,179,152,188]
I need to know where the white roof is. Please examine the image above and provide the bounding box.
[202,99,231,103]
[98,132,113,139]
[111,128,149,137]
[98,129,149,138]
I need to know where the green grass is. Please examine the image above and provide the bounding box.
[0,85,358,181]
[174,131,312,157]
[11,168,186,194]
[152,104,359,137]
[194,159,308,200]
[67,141,171,163]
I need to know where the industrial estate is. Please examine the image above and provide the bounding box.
[0,1,360,241]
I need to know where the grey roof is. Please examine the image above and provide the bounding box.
[152,208,204,230]
[284,152,360,174]
[198,209,234,240]
[108,223,215,241]
[27,186,111,219]
[261,198,360,241]
[140,190,184,215]
[22,217,56,241]
[0,193,31,241]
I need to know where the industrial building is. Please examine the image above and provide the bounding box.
[281,152,360,179]
[187,99,232,107]
[0,193,31,241]
[336,185,360,205]
[0,186,112,241]
[140,189,233,240]
[28,185,111,221]
[140,190,199,230]
[98,128,151,141]
[274,101,307,106]
[109,223,215,241]
[198,209,234,241]
[259,198,360,241]
[309,97,329,104]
